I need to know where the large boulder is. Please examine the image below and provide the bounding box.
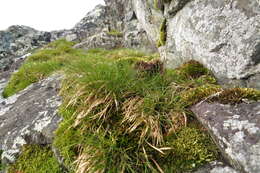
[192,101,260,173]
[132,0,260,89]
[103,0,156,51]
[0,74,62,164]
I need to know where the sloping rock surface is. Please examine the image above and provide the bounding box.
[0,74,62,164]
[192,101,260,173]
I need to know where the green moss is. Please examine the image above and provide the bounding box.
[107,29,123,37]
[157,18,167,47]
[8,145,62,173]
[180,84,221,107]
[176,60,213,79]
[208,88,260,104]
[164,127,219,172]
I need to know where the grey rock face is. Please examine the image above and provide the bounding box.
[74,31,123,50]
[0,74,62,164]
[192,161,238,173]
[73,5,109,41]
[0,26,52,71]
[104,0,155,52]
[192,101,260,173]
[133,0,260,89]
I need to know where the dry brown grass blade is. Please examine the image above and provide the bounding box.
[73,98,105,127]
[146,141,165,155]
[66,85,88,108]
[167,111,187,136]
[183,112,187,127]
[142,146,156,171]
[91,98,113,121]
[122,96,143,123]
[151,158,164,173]
[75,147,105,173]
[122,97,164,144]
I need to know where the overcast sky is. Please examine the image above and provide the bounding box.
[0,0,105,31]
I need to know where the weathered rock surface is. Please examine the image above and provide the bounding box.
[104,0,156,51]
[0,74,62,164]
[73,3,155,52]
[193,161,238,173]
[132,0,260,89]
[192,101,260,173]
[0,26,52,71]
[74,31,123,50]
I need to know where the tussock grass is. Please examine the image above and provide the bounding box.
[54,50,220,172]
[5,40,259,172]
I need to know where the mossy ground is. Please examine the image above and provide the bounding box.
[3,40,260,173]
[8,145,62,173]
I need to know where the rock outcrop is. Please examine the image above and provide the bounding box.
[73,3,156,52]
[131,0,260,89]
[1,0,259,88]
[192,100,260,173]
[1,0,260,172]
[0,26,52,71]
[0,74,62,164]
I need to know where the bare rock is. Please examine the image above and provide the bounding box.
[192,161,238,173]
[191,101,260,173]
[0,74,62,164]
[73,31,123,50]
[132,0,260,89]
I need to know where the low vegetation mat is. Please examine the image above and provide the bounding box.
[3,40,260,173]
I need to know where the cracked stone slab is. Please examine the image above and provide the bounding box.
[0,74,63,164]
[191,101,260,173]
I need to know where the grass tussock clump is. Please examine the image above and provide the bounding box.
[54,52,220,172]
[8,145,62,173]
[3,40,223,172]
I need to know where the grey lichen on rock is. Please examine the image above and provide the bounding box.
[0,74,62,165]
[192,101,260,173]
[133,0,260,89]
[167,0,192,17]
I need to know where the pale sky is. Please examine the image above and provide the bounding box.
[0,0,105,31]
